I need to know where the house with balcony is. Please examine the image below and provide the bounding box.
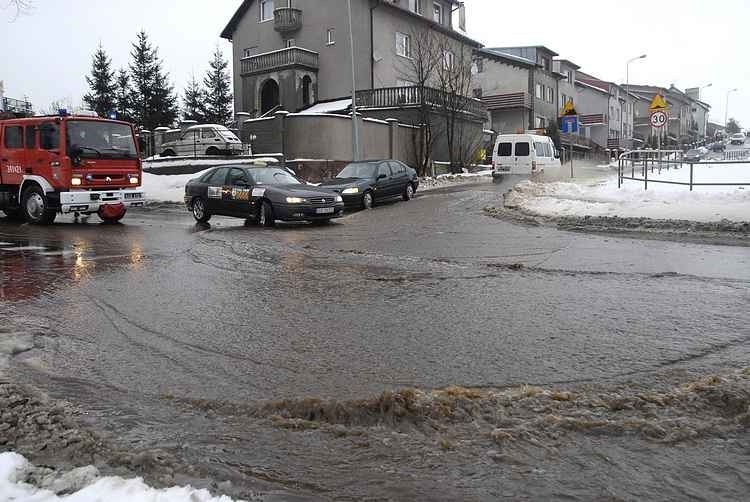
[221,0,481,118]
[221,0,484,165]
[472,48,535,133]
[483,46,563,130]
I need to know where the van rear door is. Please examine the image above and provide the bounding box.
[495,141,513,172]
[513,140,531,173]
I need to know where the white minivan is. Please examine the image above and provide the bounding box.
[492,134,560,175]
[160,124,244,157]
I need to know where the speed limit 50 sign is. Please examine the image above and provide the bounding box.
[650,110,668,128]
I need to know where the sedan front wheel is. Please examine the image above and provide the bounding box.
[259,200,275,227]
[402,183,414,201]
[192,197,211,223]
[362,191,374,210]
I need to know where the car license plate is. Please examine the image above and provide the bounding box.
[316,207,334,214]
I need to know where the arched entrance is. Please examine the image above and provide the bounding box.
[302,76,312,107]
[260,79,280,115]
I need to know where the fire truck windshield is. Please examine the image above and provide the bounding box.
[67,121,137,159]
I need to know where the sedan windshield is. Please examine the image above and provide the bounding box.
[251,168,301,185]
[66,120,137,159]
[337,162,377,179]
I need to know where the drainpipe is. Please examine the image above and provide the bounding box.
[370,0,380,90]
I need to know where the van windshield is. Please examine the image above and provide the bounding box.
[67,121,137,159]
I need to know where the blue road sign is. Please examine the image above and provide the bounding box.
[561,116,579,134]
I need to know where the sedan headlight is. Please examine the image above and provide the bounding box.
[335,195,343,203]
[341,187,360,195]
[286,197,306,204]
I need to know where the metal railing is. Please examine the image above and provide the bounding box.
[482,91,531,110]
[356,86,486,118]
[240,47,319,75]
[723,149,750,161]
[274,7,303,32]
[2,97,33,114]
[617,149,750,191]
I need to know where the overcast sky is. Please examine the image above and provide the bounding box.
[1,0,748,126]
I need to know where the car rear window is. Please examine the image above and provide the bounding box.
[497,142,512,156]
[515,142,530,156]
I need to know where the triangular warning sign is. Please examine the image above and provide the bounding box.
[561,100,577,116]
[649,94,668,111]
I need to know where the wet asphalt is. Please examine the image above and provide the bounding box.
[1,177,750,499]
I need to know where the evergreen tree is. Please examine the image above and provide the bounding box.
[128,30,178,130]
[182,74,207,123]
[83,44,116,117]
[114,68,134,123]
[203,48,233,126]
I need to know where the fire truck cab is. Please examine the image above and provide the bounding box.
[0,114,145,224]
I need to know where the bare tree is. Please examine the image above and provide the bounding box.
[2,0,33,20]
[435,39,484,172]
[395,26,443,176]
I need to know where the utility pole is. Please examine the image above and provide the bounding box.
[625,54,646,146]
[347,0,360,161]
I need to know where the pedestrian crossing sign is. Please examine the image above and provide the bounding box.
[649,94,668,111]
[561,100,577,116]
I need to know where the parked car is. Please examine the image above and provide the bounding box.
[162,124,244,157]
[684,149,704,162]
[730,133,746,145]
[317,160,419,210]
[710,141,726,152]
[184,162,344,226]
[491,134,561,176]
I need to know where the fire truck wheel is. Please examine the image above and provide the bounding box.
[21,185,56,225]
[191,197,211,223]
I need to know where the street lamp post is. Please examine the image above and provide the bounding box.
[625,54,647,144]
[347,0,360,161]
[725,88,738,130]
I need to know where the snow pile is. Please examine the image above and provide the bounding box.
[506,162,750,222]
[143,158,253,170]
[420,169,493,191]
[0,452,240,502]
[142,169,211,203]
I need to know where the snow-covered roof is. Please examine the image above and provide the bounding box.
[183,124,230,130]
[297,99,352,115]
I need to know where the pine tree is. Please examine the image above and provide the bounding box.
[182,74,207,123]
[83,44,116,117]
[203,48,233,126]
[128,30,178,130]
[114,68,134,123]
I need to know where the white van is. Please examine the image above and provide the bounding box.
[160,124,244,157]
[492,134,560,175]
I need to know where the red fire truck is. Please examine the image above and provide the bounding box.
[0,113,145,224]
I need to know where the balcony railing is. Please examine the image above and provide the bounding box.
[274,7,303,32]
[240,47,319,76]
[355,86,486,118]
[481,92,531,110]
[2,97,33,114]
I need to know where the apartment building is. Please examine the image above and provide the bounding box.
[220,0,480,118]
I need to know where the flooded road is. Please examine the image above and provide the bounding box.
[1,180,750,500]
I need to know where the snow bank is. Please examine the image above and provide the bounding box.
[506,162,750,222]
[143,158,253,170]
[142,169,211,203]
[0,452,240,502]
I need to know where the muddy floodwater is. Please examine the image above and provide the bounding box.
[1,180,750,500]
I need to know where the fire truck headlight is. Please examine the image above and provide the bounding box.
[71,177,82,186]
[129,176,139,184]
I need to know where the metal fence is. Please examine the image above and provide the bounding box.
[617,149,750,191]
